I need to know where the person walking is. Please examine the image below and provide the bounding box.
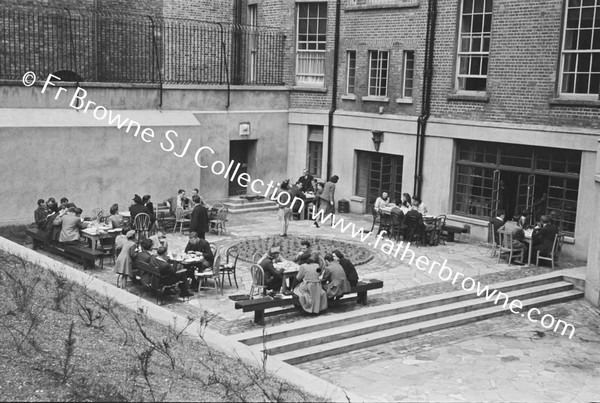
[277,181,293,237]
[318,175,339,226]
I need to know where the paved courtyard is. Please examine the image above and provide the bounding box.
[21,210,600,401]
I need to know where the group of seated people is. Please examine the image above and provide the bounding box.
[113,230,212,298]
[492,209,560,265]
[34,197,92,243]
[373,192,436,243]
[257,240,359,315]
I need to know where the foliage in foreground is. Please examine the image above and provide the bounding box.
[0,250,322,402]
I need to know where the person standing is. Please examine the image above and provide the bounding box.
[114,230,137,282]
[277,181,293,237]
[318,175,339,226]
[189,195,209,239]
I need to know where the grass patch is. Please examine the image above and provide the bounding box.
[0,250,324,402]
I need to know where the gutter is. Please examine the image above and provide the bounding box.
[414,0,437,198]
[326,0,341,180]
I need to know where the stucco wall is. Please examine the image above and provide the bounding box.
[585,140,600,307]
[0,85,289,226]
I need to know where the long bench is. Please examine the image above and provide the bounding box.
[442,224,469,242]
[234,279,384,325]
[133,261,186,305]
[26,228,104,270]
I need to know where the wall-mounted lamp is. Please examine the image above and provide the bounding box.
[371,130,384,152]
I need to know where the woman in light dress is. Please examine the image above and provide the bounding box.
[114,230,137,281]
[292,252,328,314]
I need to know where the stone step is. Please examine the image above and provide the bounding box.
[261,281,575,355]
[274,289,583,365]
[223,198,279,214]
[236,272,566,346]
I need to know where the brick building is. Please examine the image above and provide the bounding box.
[273,0,599,262]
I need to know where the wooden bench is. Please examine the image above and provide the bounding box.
[26,228,104,270]
[134,261,186,305]
[234,279,384,325]
[441,224,469,242]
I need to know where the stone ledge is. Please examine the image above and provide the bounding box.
[345,0,420,11]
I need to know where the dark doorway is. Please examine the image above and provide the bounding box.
[356,151,404,210]
[228,140,255,196]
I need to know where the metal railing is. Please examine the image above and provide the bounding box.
[0,7,286,86]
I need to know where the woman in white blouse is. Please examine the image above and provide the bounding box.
[374,191,391,212]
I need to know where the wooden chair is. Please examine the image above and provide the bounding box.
[389,210,404,242]
[220,246,239,288]
[404,214,425,247]
[370,206,380,233]
[133,212,151,241]
[433,215,447,245]
[488,222,499,258]
[97,234,116,269]
[196,255,222,296]
[173,208,190,235]
[249,264,266,299]
[536,233,565,269]
[209,207,229,235]
[497,229,525,265]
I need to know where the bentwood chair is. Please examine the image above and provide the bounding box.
[536,233,565,269]
[497,229,525,265]
[389,210,404,242]
[133,213,151,241]
[91,208,104,221]
[249,264,266,299]
[404,215,425,247]
[370,206,380,233]
[196,255,222,296]
[220,246,239,288]
[252,252,262,264]
[209,207,229,235]
[173,208,190,235]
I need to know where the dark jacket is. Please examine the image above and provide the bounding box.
[149,255,178,285]
[297,174,314,193]
[289,185,306,212]
[129,204,150,222]
[184,239,214,266]
[492,217,505,244]
[34,206,49,230]
[339,258,359,286]
[532,223,558,256]
[190,204,209,234]
[259,257,284,285]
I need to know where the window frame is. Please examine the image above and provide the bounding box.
[346,50,357,95]
[455,0,493,93]
[402,50,415,99]
[368,50,389,97]
[557,0,600,99]
[295,2,328,87]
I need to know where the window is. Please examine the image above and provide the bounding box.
[402,50,415,98]
[368,50,389,96]
[247,4,258,83]
[454,140,581,236]
[559,0,600,97]
[296,3,327,86]
[346,50,357,95]
[456,0,493,91]
[356,151,403,209]
[308,126,323,178]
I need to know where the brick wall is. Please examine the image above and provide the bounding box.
[431,0,600,129]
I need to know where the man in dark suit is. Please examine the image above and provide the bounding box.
[289,181,307,216]
[134,238,153,265]
[149,246,192,297]
[297,169,314,193]
[34,198,50,230]
[532,215,559,259]
[259,244,285,293]
[492,209,506,245]
[189,195,209,239]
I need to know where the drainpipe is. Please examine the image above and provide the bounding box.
[326,0,341,180]
[413,0,437,198]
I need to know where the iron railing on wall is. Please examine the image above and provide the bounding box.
[0,8,286,86]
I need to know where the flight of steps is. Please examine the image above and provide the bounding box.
[234,273,583,365]
[223,197,279,214]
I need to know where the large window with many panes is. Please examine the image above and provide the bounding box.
[559,0,600,97]
[456,0,493,92]
[454,140,581,236]
[296,2,327,86]
[368,50,389,96]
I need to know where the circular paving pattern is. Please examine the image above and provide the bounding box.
[231,235,374,266]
